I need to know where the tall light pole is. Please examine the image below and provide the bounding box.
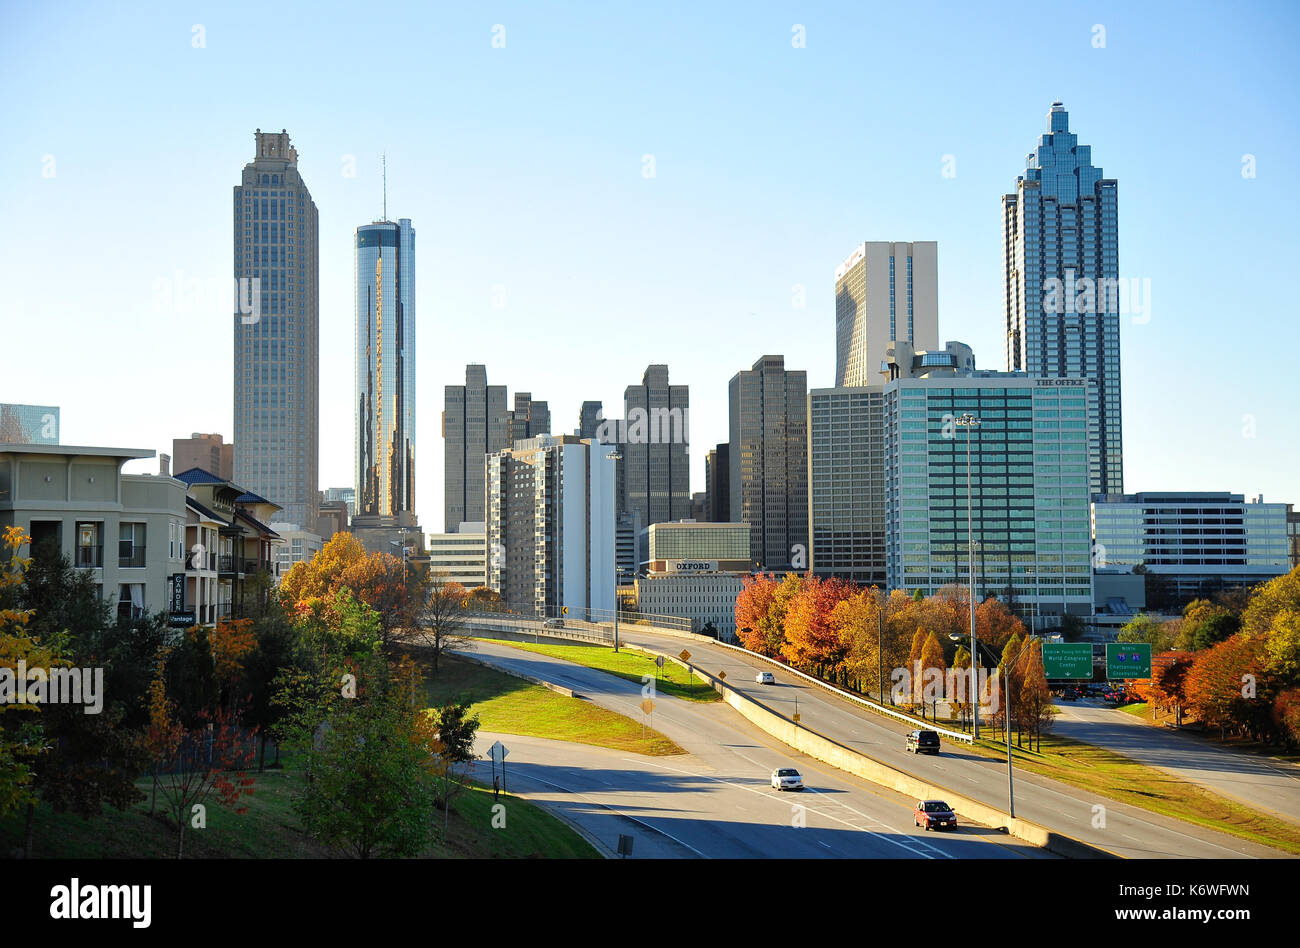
[606,450,622,652]
[954,412,981,739]
[954,630,1032,816]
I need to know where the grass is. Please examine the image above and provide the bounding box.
[0,756,598,859]
[475,639,721,704]
[1118,702,1150,716]
[960,730,1300,855]
[424,654,685,756]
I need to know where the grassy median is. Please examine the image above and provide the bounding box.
[475,639,721,703]
[425,654,685,756]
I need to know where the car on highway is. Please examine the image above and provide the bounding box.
[771,768,804,791]
[755,671,775,684]
[906,730,940,754]
[914,799,958,831]
[543,618,565,629]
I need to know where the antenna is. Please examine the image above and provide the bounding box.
[382,152,387,221]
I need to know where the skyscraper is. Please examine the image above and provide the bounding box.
[835,241,938,388]
[233,129,319,531]
[729,355,808,570]
[352,218,417,549]
[1003,102,1122,496]
[705,444,730,523]
[619,364,691,529]
[576,400,603,438]
[506,392,551,445]
[443,364,507,531]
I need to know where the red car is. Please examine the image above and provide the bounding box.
[914,799,958,831]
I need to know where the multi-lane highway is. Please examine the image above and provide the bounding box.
[461,619,1289,858]
[458,639,1045,859]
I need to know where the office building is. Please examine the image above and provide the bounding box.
[614,364,691,529]
[882,341,1094,621]
[173,433,233,482]
[485,435,616,617]
[635,521,751,641]
[729,355,808,570]
[808,386,886,586]
[506,392,550,445]
[1003,102,1122,496]
[576,401,603,438]
[272,523,323,579]
[316,499,348,540]
[426,523,487,589]
[1288,504,1300,570]
[352,217,418,552]
[1093,492,1290,608]
[705,444,730,523]
[322,486,355,521]
[0,404,59,445]
[834,241,938,388]
[443,365,508,531]
[233,129,320,531]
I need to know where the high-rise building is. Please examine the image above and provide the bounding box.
[443,365,508,531]
[635,521,752,640]
[881,340,1094,621]
[808,386,886,586]
[729,355,808,570]
[835,241,938,388]
[705,444,730,523]
[619,364,691,529]
[352,218,418,552]
[485,435,616,617]
[233,129,319,530]
[172,433,233,482]
[576,401,603,438]
[506,392,551,445]
[1003,102,1122,496]
[426,524,488,589]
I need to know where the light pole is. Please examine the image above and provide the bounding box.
[877,584,887,706]
[955,630,1035,818]
[606,450,622,652]
[954,411,981,739]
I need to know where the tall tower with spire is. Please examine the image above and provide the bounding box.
[1003,102,1122,496]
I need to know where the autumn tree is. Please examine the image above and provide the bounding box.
[1241,566,1300,641]
[1175,599,1242,652]
[974,597,1026,652]
[919,631,947,721]
[1273,687,1300,750]
[951,646,972,729]
[1184,634,1271,741]
[735,573,781,656]
[905,627,927,712]
[1016,639,1053,751]
[781,576,853,679]
[1117,613,1180,654]
[414,572,470,672]
[1137,652,1193,725]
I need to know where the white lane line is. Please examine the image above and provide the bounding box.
[805,787,952,860]
[818,841,832,850]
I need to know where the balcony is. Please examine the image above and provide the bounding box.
[75,546,103,569]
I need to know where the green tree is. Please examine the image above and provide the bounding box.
[1117,613,1179,654]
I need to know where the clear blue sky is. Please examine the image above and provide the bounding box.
[2,0,1297,530]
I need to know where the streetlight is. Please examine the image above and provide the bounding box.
[954,411,981,739]
[606,450,622,652]
[953,630,1035,818]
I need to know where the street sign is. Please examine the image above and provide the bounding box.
[1043,642,1093,679]
[792,713,801,724]
[718,670,726,681]
[562,606,568,616]
[640,698,655,715]
[487,740,509,765]
[1106,643,1152,679]
[679,650,691,662]
[654,655,665,668]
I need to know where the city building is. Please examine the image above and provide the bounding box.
[613,364,691,529]
[834,241,938,388]
[443,364,508,531]
[0,444,188,621]
[729,355,808,570]
[576,400,603,438]
[271,523,323,579]
[352,217,418,553]
[882,341,1095,623]
[1288,504,1300,570]
[690,492,709,522]
[485,435,616,618]
[808,386,886,586]
[232,128,320,531]
[507,393,550,445]
[0,404,59,444]
[1003,102,1122,496]
[634,521,751,641]
[316,499,348,540]
[426,522,487,588]
[172,432,233,482]
[705,444,730,523]
[1092,492,1290,609]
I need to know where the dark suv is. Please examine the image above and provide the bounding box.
[906,730,940,754]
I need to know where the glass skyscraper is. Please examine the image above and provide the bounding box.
[233,130,319,530]
[835,241,938,388]
[1003,102,1122,497]
[353,218,417,537]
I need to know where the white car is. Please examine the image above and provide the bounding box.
[771,768,804,791]
[755,671,775,684]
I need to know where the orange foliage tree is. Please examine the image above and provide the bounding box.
[781,576,854,679]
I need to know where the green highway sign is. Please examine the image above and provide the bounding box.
[1043,642,1093,680]
[1106,643,1152,679]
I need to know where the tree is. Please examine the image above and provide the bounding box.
[951,646,972,729]
[906,628,927,713]
[1184,634,1271,741]
[974,597,1026,652]
[429,699,481,838]
[1176,599,1242,652]
[1262,608,1300,683]
[1137,652,1193,725]
[919,631,947,721]
[781,576,853,678]
[413,572,470,672]
[1016,640,1054,751]
[1273,687,1300,750]
[1118,613,1179,654]
[467,586,505,612]
[1242,566,1300,641]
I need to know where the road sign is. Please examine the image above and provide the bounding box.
[1043,642,1093,679]
[617,834,634,858]
[1106,643,1152,679]
[718,670,726,681]
[792,713,801,724]
[640,698,655,715]
[679,649,691,662]
[487,740,509,765]
[655,655,665,668]
[562,606,568,616]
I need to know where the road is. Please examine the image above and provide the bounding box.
[1052,698,1300,826]
[464,619,1289,858]
[457,640,1045,859]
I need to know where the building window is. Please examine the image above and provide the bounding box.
[119,522,146,569]
[75,521,103,568]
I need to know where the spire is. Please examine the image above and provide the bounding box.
[382,152,387,222]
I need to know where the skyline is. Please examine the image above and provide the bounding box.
[3,1,1298,531]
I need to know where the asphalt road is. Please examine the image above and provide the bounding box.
[457,640,1045,859]
[462,620,1291,858]
[1052,698,1300,826]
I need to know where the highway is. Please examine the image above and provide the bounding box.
[458,640,1045,859]
[463,618,1289,858]
[1052,698,1300,827]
